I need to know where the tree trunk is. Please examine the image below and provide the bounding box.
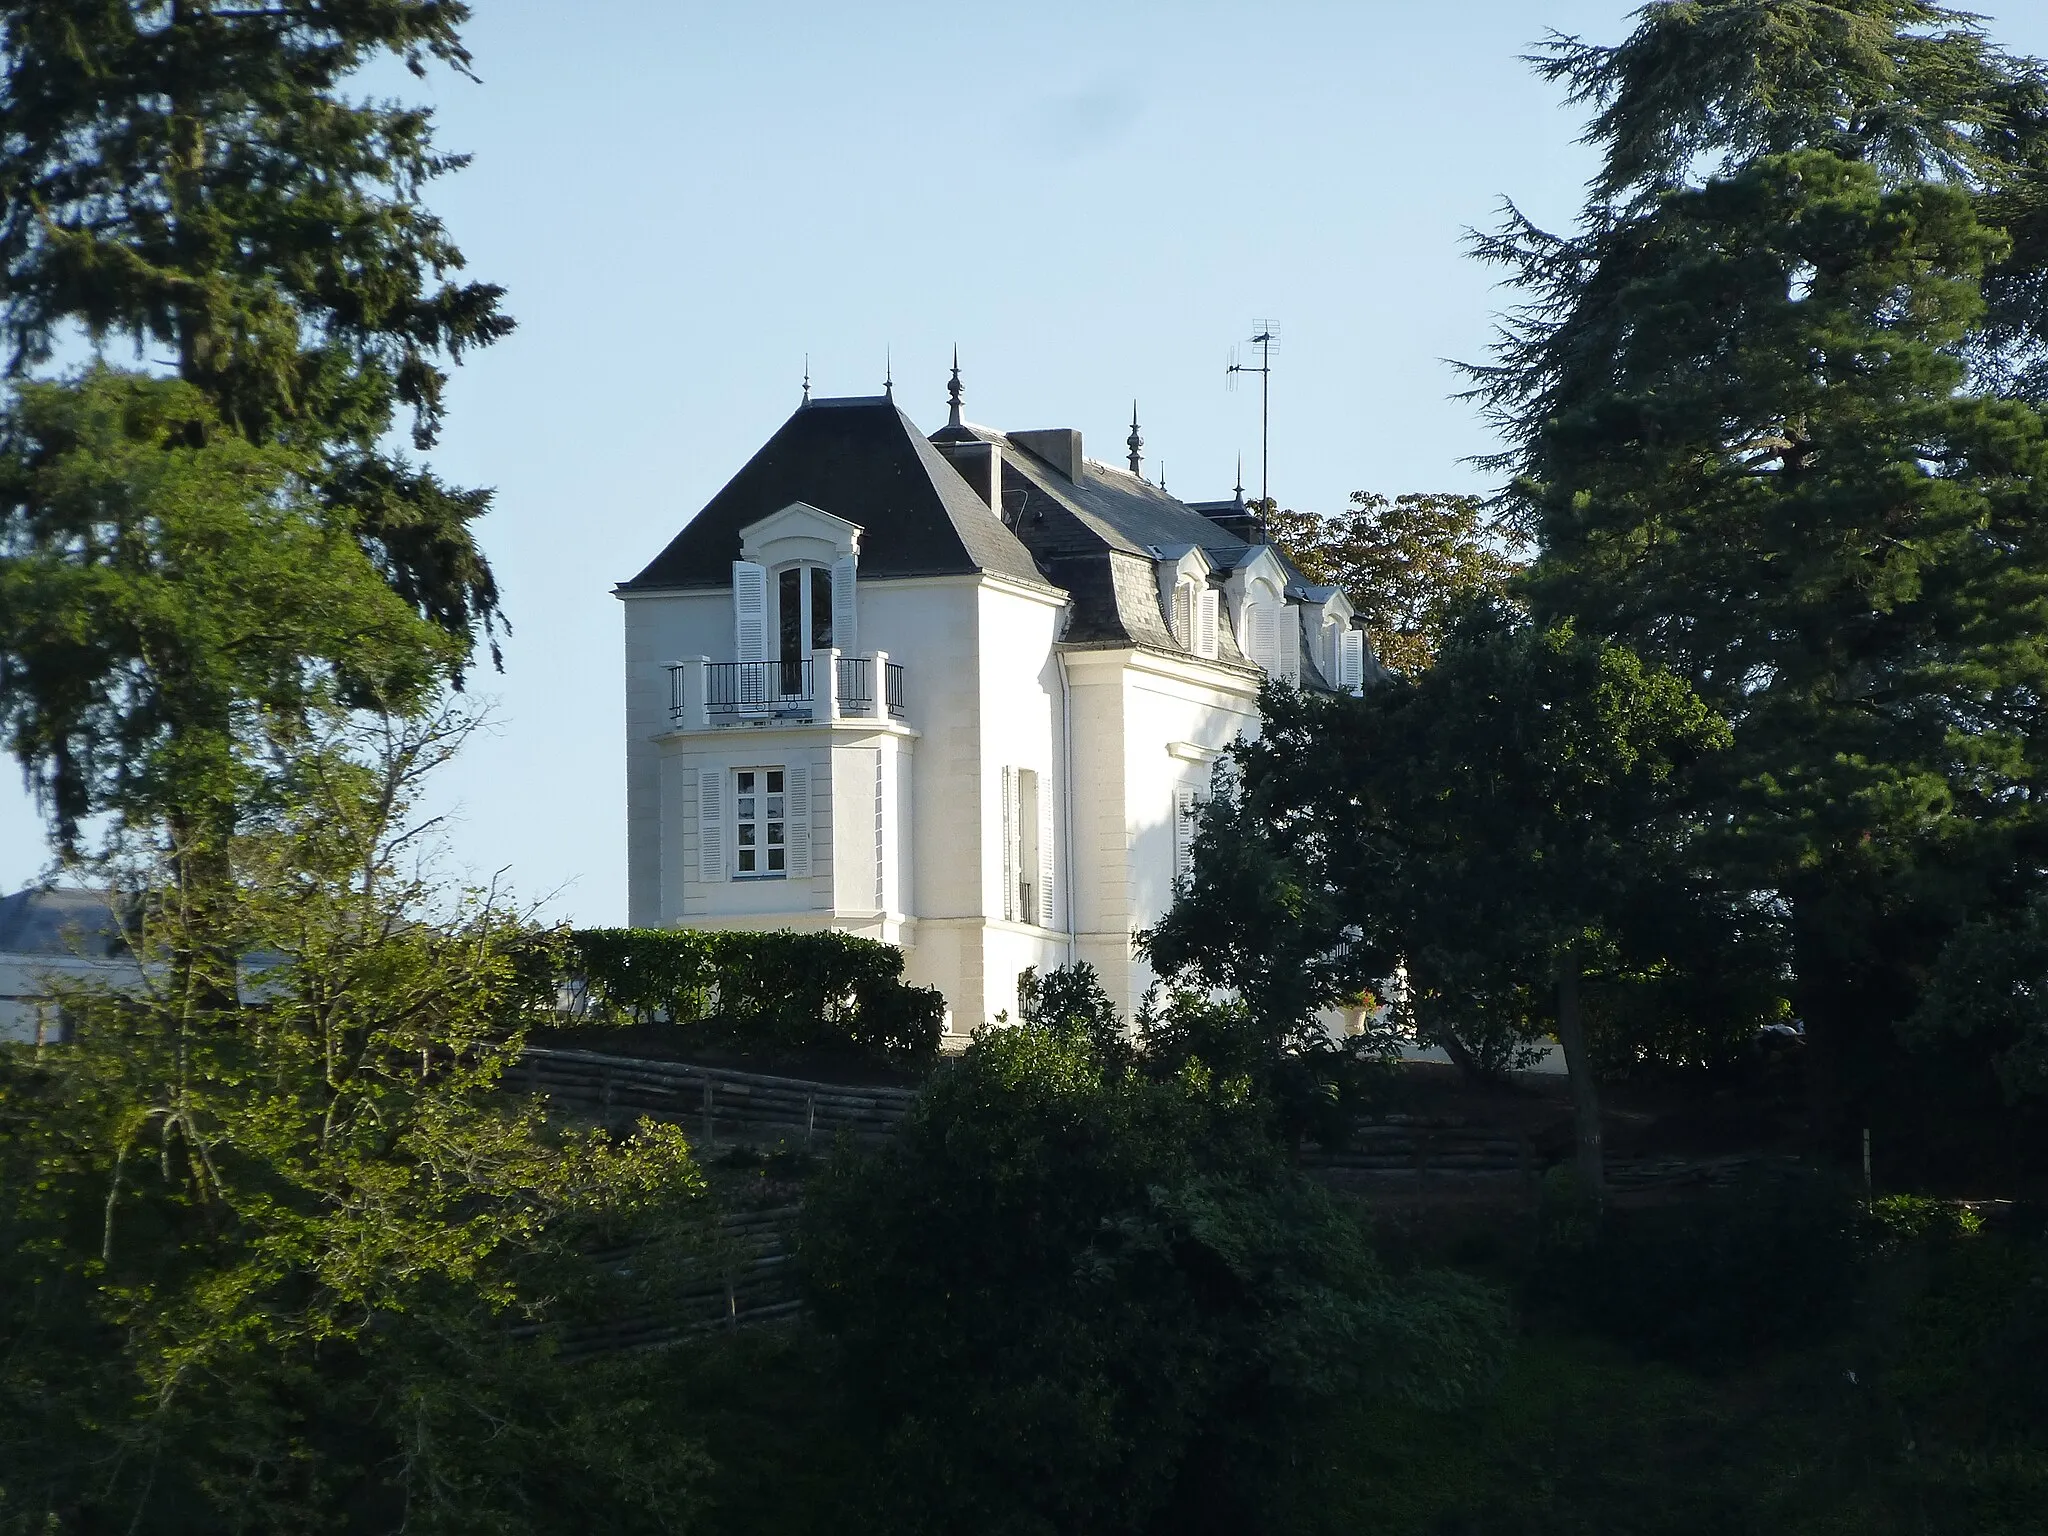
[1555,963,1604,1195]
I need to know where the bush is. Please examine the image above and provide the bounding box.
[1530,1172,1864,1369]
[546,927,943,1067]
[802,1019,1509,1535]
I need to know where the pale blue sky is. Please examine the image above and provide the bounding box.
[6,1,2047,921]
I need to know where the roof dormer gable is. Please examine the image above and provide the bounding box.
[739,501,863,572]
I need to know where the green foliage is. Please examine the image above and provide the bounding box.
[552,926,943,1068]
[0,711,713,1533]
[1018,959,1130,1071]
[1530,1172,1866,1370]
[801,1019,1509,1536]
[1266,491,1525,673]
[0,369,460,854]
[1141,759,1378,1032]
[1870,1192,1986,1243]
[1473,2,2048,1171]
[1905,895,2048,1101]
[0,0,510,667]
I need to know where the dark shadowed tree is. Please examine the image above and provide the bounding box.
[1469,2,2048,1156]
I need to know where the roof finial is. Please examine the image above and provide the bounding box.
[802,353,811,405]
[1126,400,1143,476]
[1159,460,1166,493]
[946,346,963,429]
[884,347,893,400]
[1233,455,1246,508]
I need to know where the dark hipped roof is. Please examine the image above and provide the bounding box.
[0,887,129,957]
[619,397,1049,592]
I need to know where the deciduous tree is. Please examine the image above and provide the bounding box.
[1266,492,1523,673]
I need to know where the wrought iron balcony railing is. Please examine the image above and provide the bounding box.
[666,653,905,727]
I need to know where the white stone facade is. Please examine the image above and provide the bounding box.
[619,392,1372,1034]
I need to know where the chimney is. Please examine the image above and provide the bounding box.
[1009,428,1084,482]
[935,439,1004,511]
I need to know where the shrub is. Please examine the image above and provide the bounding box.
[1530,1171,1864,1369]
[802,1019,1509,1535]
[545,927,943,1068]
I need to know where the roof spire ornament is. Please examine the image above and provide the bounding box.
[1126,400,1143,476]
[1233,455,1246,508]
[802,354,811,405]
[947,346,963,429]
[884,348,894,400]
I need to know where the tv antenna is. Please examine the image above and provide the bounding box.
[1225,320,1278,511]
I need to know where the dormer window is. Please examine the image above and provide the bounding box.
[733,501,862,668]
[1156,547,1220,660]
[777,564,835,688]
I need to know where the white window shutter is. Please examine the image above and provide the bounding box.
[831,554,858,654]
[1172,786,1199,885]
[785,764,810,878]
[1037,778,1055,929]
[1195,588,1219,659]
[1280,610,1301,685]
[1000,765,1017,922]
[698,769,724,883]
[1341,630,1365,692]
[1171,581,1192,648]
[1249,603,1275,675]
[733,561,769,662]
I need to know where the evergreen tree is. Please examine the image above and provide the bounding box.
[1471,2,2048,1159]
[0,0,509,952]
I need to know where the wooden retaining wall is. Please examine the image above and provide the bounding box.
[512,1047,915,1149]
[514,1205,805,1357]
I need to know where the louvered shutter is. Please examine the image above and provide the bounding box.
[1249,603,1275,674]
[1195,589,1220,658]
[1171,582,1192,648]
[733,561,769,662]
[1172,786,1199,885]
[785,765,810,878]
[1037,778,1056,929]
[831,554,858,654]
[698,769,724,883]
[1279,610,1300,685]
[1000,766,1017,922]
[1340,630,1365,691]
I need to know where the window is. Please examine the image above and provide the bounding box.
[1001,766,1056,927]
[700,765,809,881]
[769,565,837,694]
[1172,784,1203,885]
[735,768,786,877]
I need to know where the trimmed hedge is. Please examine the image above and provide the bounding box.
[544,927,943,1068]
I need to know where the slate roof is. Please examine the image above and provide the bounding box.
[942,425,1281,660]
[619,397,1049,592]
[619,393,1359,685]
[0,887,130,958]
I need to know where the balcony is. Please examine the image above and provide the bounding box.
[667,652,905,728]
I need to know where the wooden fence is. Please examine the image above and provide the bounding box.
[513,1204,804,1357]
[511,1047,916,1149]
[1301,1116,1536,1183]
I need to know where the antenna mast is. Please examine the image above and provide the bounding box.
[1225,320,1278,510]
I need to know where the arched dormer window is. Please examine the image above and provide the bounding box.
[733,502,862,671]
[1156,546,1219,659]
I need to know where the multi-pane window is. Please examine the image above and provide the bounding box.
[734,768,786,877]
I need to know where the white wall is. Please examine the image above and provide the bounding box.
[1064,648,1262,1018]
[967,578,1068,1027]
